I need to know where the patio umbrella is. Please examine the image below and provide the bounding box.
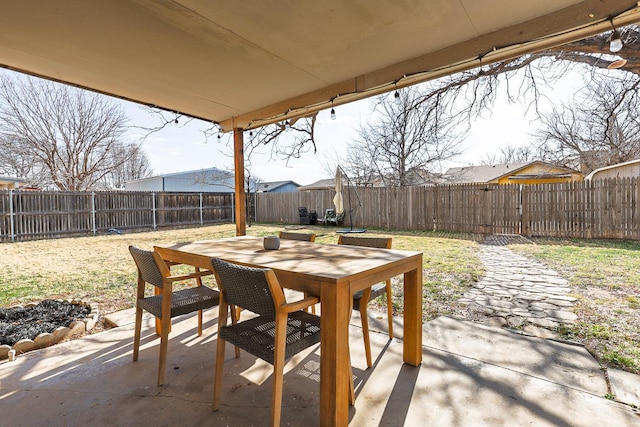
[333,168,344,215]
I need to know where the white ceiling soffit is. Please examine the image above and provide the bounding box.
[0,1,639,132]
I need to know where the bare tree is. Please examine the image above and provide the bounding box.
[481,145,537,165]
[0,75,142,190]
[536,73,640,174]
[345,87,465,186]
[99,144,153,190]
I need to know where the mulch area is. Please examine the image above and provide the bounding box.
[0,300,91,346]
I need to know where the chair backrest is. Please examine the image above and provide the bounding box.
[338,235,392,249]
[129,245,167,288]
[278,231,316,242]
[211,258,279,318]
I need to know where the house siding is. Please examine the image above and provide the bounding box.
[497,164,583,185]
[125,168,236,192]
[125,177,164,191]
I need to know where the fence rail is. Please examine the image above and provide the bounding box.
[0,190,241,242]
[256,178,640,240]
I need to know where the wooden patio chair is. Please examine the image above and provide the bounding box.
[338,235,394,368]
[128,246,219,386]
[279,231,318,313]
[210,258,321,427]
[278,230,316,242]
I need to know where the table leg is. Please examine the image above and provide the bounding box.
[320,280,351,426]
[403,258,423,366]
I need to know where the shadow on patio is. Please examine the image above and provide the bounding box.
[0,310,637,426]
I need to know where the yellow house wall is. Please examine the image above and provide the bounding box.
[493,164,583,185]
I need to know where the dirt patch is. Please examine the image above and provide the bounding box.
[0,300,91,346]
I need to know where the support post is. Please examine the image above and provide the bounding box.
[234,128,246,236]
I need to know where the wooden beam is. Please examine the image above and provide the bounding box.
[234,128,246,236]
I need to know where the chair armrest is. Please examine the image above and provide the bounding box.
[281,296,320,313]
[165,270,213,283]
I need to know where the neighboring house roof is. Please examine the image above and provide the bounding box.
[585,158,640,181]
[256,180,300,192]
[298,178,335,191]
[442,161,579,184]
[125,167,239,192]
[0,176,27,189]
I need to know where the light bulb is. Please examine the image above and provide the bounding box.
[330,108,336,120]
[610,30,623,52]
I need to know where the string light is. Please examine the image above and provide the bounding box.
[609,20,623,52]
[330,107,336,120]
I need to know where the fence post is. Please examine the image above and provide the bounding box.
[91,192,97,235]
[199,192,203,225]
[520,185,528,237]
[9,189,15,242]
[152,192,157,230]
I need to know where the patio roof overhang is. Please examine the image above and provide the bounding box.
[1,1,640,234]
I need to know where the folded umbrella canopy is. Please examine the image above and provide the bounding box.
[333,168,344,216]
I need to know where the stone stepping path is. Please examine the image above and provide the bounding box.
[460,238,578,335]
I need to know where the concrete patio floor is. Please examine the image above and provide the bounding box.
[1,308,638,426]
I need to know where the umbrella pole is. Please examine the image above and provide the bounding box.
[336,165,366,233]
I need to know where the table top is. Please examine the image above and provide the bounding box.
[156,236,422,285]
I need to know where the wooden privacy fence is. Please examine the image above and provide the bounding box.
[2,178,638,242]
[0,190,238,242]
[256,178,640,240]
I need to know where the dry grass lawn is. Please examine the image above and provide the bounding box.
[1,224,637,374]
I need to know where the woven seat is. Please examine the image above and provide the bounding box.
[338,235,394,368]
[211,258,320,427]
[138,286,219,318]
[278,231,316,242]
[129,246,219,386]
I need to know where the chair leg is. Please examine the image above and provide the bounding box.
[348,292,356,405]
[359,288,373,369]
[271,313,288,427]
[229,305,241,358]
[214,299,229,410]
[348,347,355,406]
[385,279,393,340]
[196,267,204,336]
[212,334,226,410]
[158,316,171,386]
[133,306,143,361]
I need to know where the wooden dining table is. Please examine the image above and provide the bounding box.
[154,236,423,426]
